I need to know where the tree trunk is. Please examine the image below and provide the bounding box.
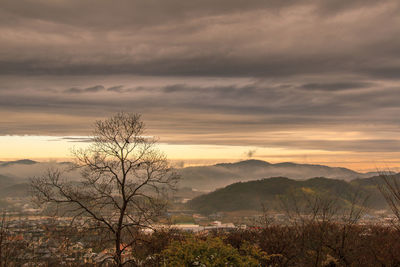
[115,224,123,267]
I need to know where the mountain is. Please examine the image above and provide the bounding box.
[0,159,79,183]
[188,176,390,214]
[0,159,37,167]
[178,159,368,191]
[0,174,16,188]
[0,183,30,198]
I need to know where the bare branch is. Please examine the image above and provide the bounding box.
[30,112,179,267]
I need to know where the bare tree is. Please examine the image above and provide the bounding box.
[278,188,368,267]
[378,173,400,227]
[31,112,180,266]
[280,191,339,267]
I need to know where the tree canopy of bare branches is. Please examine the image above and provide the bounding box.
[379,173,400,227]
[31,112,180,266]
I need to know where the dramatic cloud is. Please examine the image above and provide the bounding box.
[1,0,400,164]
[0,1,399,77]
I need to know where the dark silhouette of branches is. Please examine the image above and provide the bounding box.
[379,173,400,226]
[31,112,180,266]
[276,188,368,267]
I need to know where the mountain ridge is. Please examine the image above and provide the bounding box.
[0,159,37,167]
[178,159,370,191]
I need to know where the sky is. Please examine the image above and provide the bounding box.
[1,0,400,171]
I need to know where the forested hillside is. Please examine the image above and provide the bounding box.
[188,176,395,214]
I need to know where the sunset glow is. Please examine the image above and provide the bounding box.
[1,1,400,173]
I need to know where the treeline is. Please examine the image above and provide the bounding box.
[188,176,392,214]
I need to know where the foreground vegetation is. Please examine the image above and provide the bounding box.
[3,215,400,266]
[146,224,400,267]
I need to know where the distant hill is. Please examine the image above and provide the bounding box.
[179,159,369,191]
[0,174,16,188]
[188,176,392,214]
[0,183,30,198]
[0,159,78,183]
[0,159,37,167]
